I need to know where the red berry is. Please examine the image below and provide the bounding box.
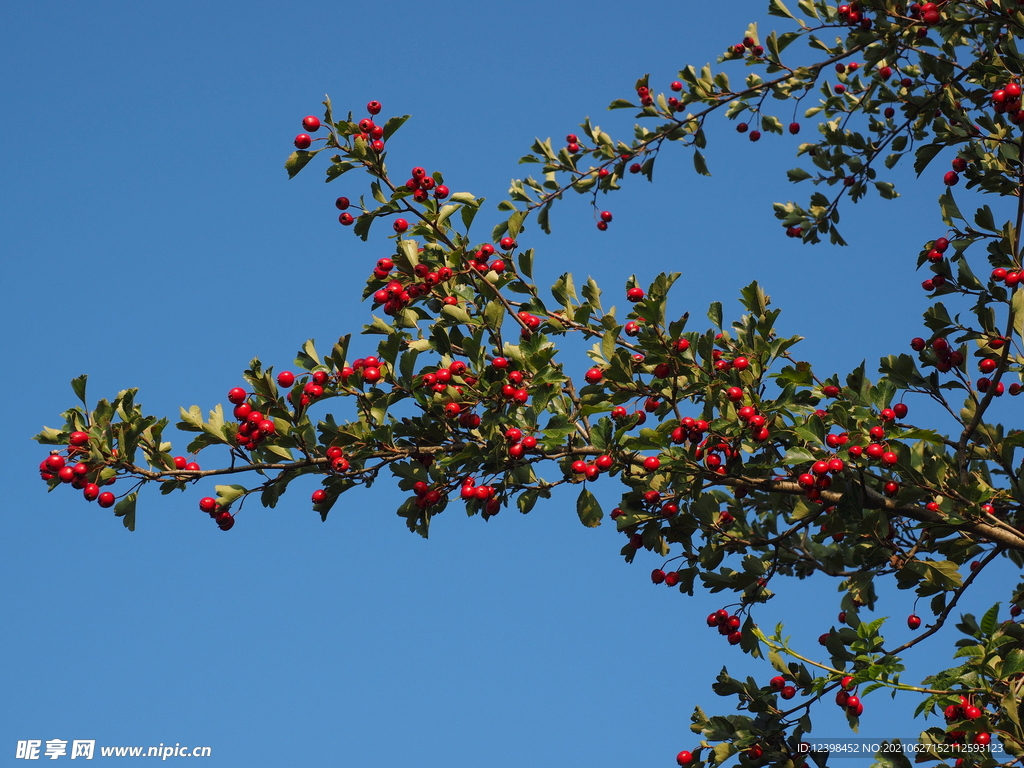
[944,171,959,186]
[294,133,312,149]
[626,287,645,302]
[302,116,321,132]
[908,614,921,630]
[584,368,603,384]
[393,218,409,233]
[277,371,295,388]
[312,489,327,503]
[367,100,382,115]
[789,122,801,134]
[227,387,247,404]
[643,456,661,472]
[676,751,693,766]
[600,211,613,222]
[97,491,116,508]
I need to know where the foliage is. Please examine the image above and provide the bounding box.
[34,1,1024,765]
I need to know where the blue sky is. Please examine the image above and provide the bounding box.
[1,2,1016,766]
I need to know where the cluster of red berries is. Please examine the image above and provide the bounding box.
[923,235,950,265]
[991,81,1023,124]
[944,697,991,745]
[37,430,128,507]
[228,386,280,451]
[944,158,962,186]
[459,477,500,515]
[515,310,542,337]
[503,427,539,460]
[468,242,510,275]
[293,114,321,150]
[636,84,654,107]
[735,121,761,142]
[991,267,1024,287]
[198,495,234,531]
[570,453,615,481]
[796,457,847,493]
[611,405,647,424]
[727,35,765,59]
[706,607,744,645]
[596,210,613,231]
[409,480,444,510]
[404,165,449,204]
[834,675,865,716]
[769,675,798,700]
[650,568,681,587]
[910,336,964,373]
[837,2,871,26]
[670,417,710,446]
[317,444,350,481]
[371,260,455,316]
[909,2,943,25]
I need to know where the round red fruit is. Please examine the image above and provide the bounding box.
[626,287,645,302]
[228,387,247,404]
[393,218,408,233]
[277,371,295,388]
[302,116,321,132]
[907,614,921,629]
[643,456,661,472]
[97,491,116,508]
[294,133,312,149]
[367,101,382,115]
[676,751,693,766]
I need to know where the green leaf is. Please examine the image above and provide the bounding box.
[71,375,88,408]
[975,205,996,232]
[382,114,410,141]
[518,248,535,280]
[913,143,943,176]
[707,301,723,329]
[1000,649,1024,678]
[938,190,964,226]
[284,149,319,179]
[576,488,603,527]
[215,484,248,507]
[295,339,320,371]
[767,0,796,19]
[114,492,137,532]
[980,603,1000,636]
[693,150,711,176]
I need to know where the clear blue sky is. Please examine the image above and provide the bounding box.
[2,2,1016,766]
